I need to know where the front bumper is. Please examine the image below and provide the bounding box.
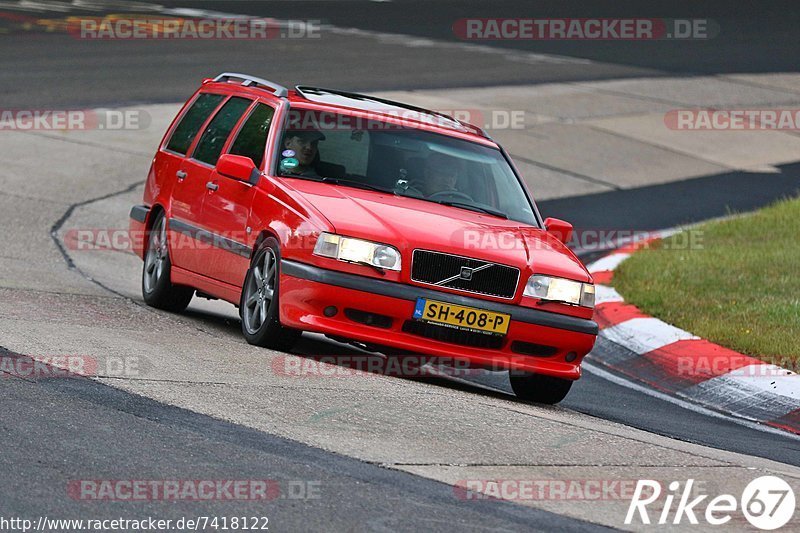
[280,260,598,380]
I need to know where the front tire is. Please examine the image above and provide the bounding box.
[240,238,300,351]
[141,212,194,312]
[509,372,573,404]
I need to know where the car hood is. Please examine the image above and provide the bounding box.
[288,179,590,282]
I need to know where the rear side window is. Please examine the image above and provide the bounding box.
[165,93,225,155]
[193,97,252,166]
[229,103,275,168]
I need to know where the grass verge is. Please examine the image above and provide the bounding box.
[613,196,800,365]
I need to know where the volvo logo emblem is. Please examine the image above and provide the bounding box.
[432,262,492,287]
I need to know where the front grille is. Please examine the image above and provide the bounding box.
[402,320,504,349]
[411,250,519,299]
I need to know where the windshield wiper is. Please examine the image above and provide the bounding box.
[436,200,508,219]
[280,174,393,194]
[320,177,395,195]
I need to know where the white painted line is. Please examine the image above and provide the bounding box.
[6,0,72,12]
[586,252,630,273]
[654,228,681,241]
[584,361,800,441]
[595,285,624,305]
[161,8,254,19]
[601,317,698,355]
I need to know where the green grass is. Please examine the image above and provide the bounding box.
[613,197,800,365]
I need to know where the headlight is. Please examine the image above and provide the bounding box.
[523,275,595,308]
[313,232,402,271]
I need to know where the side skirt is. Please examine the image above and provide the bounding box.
[171,265,242,305]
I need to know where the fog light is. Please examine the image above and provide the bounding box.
[565,351,578,362]
[323,306,338,317]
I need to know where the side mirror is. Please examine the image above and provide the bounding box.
[216,154,259,184]
[544,217,573,244]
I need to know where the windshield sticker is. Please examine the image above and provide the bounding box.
[280,157,299,171]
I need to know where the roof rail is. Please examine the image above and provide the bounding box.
[213,72,288,98]
[294,85,479,134]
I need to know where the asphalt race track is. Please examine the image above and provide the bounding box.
[1,1,799,531]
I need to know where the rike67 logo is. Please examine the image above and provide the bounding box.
[626,476,795,529]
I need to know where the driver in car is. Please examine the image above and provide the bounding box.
[421,152,463,198]
[282,129,326,178]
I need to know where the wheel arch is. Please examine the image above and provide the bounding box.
[143,204,167,249]
[251,229,281,262]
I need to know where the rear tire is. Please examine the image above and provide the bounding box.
[240,238,300,351]
[509,372,573,404]
[141,212,194,312]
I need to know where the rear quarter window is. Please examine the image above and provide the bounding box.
[165,93,225,155]
[193,97,252,166]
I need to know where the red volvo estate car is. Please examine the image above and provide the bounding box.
[130,73,598,403]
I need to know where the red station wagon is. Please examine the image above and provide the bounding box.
[130,72,598,404]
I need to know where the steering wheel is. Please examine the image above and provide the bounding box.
[428,190,474,203]
[403,185,426,198]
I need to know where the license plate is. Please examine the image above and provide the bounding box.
[412,298,510,336]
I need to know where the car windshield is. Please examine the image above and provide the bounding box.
[275,109,538,225]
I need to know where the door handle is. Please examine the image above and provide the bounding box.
[206,181,219,191]
[176,170,187,181]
